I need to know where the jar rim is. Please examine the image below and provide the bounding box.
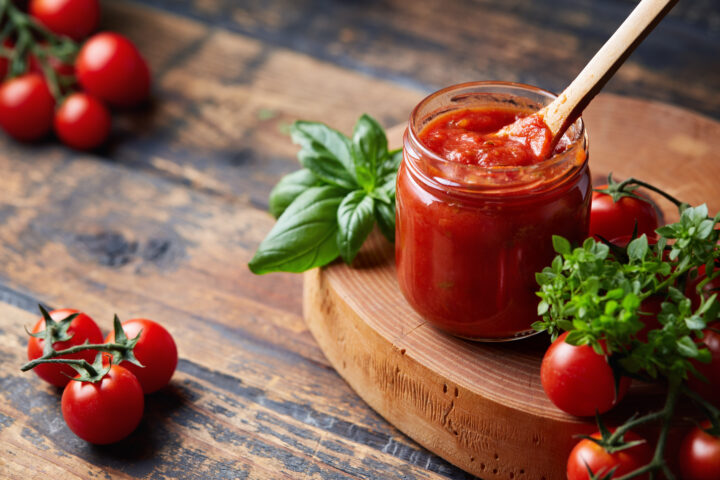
[407,80,587,177]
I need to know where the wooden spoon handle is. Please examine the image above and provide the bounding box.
[542,0,678,139]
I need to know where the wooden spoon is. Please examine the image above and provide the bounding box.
[497,0,678,159]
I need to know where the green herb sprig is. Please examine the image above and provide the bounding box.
[535,185,720,479]
[535,204,720,381]
[249,115,400,274]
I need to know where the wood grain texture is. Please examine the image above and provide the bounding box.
[304,95,720,479]
[0,3,465,480]
[129,0,720,120]
[0,0,715,478]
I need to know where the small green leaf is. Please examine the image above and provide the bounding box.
[677,336,699,357]
[685,316,706,330]
[621,293,640,311]
[291,121,357,189]
[552,255,563,273]
[655,225,676,237]
[565,330,586,346]
[697,219,714,239]
[249,186,345,274]
[537,301,549,315]
[531,320,547,332]
[627,235,648,262]
[352,114,387,190]
[269,169,321,218]
[337,191,375,264]
[552,236,571,255]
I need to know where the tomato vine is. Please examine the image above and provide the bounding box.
[535,178,720,478]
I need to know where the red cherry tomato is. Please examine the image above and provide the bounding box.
[27,309,103,387]
[61,364,144,444]
[54,93,110,150]
[105,318,177,394]
[0,73,55,141]
[541,332,630,416]
[29,0,100,41]
[75,33,150,107]
[589,187,660,241]
[678,421,720,480]
[567,431,653,480]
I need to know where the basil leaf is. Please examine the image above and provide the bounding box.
[372,172,396,205]
[352,114,387,190]
[378,148,402,178]
[291,121,357,189]
[375,200,396,243]
[337,191,375,264]
[249,186,344,274]
[269,169,321,218]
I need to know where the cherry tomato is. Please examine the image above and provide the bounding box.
[75,33,150,107]
[27,309,103,387]
[687,327,720,408]
[678,421,720,480]
[541,332,630,416]
[61,364,144,444]
[29,0,100,41]
[567,431,653,480]
[105,318,177,394]
[54,92,110,150]
[589,187,660,241]
[0,73,55,141]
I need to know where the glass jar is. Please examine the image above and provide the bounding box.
[396,81,591,341]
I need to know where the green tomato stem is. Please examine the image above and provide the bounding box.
[619,177,686,211]
[611,381,679,480]
[35,358,100,378]
[21,342,131,372]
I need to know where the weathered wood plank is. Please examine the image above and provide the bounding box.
[0,145,476,478]
[0,300,475,479]
[78,2,421,212]
[118,0,720,119]
[0,0,716,478]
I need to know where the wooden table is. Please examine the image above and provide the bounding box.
[0,1,717,479]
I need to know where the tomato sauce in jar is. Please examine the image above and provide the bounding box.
[396,82,590,340]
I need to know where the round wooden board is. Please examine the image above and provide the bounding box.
[303,93,720,480]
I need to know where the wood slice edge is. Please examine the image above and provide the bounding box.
[304,268,593,480]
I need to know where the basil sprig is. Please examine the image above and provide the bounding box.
[249,114,401,274]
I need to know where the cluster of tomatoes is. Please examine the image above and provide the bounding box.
[0,0,150,149]
[542,186,720,479]
[26,308,177,444]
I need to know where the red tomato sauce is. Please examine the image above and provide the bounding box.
[419,107,553,166]
[396,103,590,340]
